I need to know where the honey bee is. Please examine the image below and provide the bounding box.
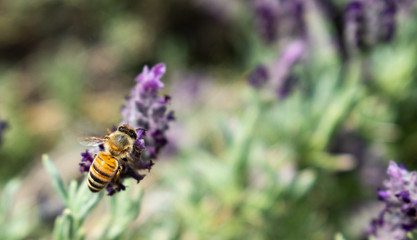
[81,124,142,192]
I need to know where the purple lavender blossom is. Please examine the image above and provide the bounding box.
[249,40,305,100]
[344,0,366,50]
[171,72,206,106]
[253,0,279,43]
[272,40,305,99]
[248,65,269,88]
[122,63,174,159]
[79,150,94,173]
[344,0,397,52]
[276,75,298,99]
[80,63,174,195]
[395,0,416,11]
[0,120,7,147]
[253,0,305,44]
[379,0,396,42]
[368,161,417,239]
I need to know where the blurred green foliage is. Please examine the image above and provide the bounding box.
[0,179,34,240]
[0,0,416,239]
[43,155,143,240]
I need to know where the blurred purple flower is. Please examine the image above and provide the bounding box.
[379,0,396,42]
[0,120,7,147]
[344,0,397,52]
[253,0,305,44]
[253,0,279,43]
[171,72,205,103]
[273,39,305,71]
[368,161,417,239]
[248,40,305,99]
[396,0,416,11]
[168,71,212,122]
[276,75,298,99]
[80,63,174,195]
[344,1,365,49]
[248,65,269,88]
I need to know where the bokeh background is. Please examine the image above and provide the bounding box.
[0,0,416,239]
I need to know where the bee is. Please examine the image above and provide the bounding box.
[81,124,142,192]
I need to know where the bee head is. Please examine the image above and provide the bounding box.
[118,125,138,140]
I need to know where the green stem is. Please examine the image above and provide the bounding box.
[229,92,261,189]
[311,59,362,151]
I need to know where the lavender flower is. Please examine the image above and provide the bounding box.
[170,71,207,107]
[395,0,416,11]
[379,0,396,42]
[276,75,298,99]
[368,161,417,239]
[0,120,7,147]
[248,65,269,88]
[253,0,305,44]
[79,150,94,173]
[344,0,397,52]
[79,63,174,195]
[253,0,279,43]
[344,1,365,50]
[122,63,174,160]
[248,40,305,99]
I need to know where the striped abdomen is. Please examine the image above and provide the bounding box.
[88,152,119,192]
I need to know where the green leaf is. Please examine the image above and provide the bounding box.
[75,176,103,220]
[74,176,90,208]
[78,191,103,221]
[334,233,346,240]
[76,228,86,240]
[129,188,143,220]
[310,152,356,171]
[61,209,74,240]
[67,180,78,210]
[289,169,317,199]
[53,209,73,240]
[0,179,20,219]
[109,190,119,218]
[101,187,144,240]
[230,95,260,188]
[42,154,68,205]
[53,215,64,240]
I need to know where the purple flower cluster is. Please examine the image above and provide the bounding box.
[248,65,269,89]
[79,63,174,195]
[368,161,417,239]
[0,120,7,147]
[344,0,396,52]
[121,63,175,160]
[248,40,305,99]
[253,0,305,44]
[79,150,94,173]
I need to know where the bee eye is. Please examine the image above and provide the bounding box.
[129,130,137,139]
[118,126,125,132]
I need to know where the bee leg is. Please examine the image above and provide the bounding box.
[112,168,121,186]
[112,167,124,191]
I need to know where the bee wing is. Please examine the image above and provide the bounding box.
[79,136,107,146]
